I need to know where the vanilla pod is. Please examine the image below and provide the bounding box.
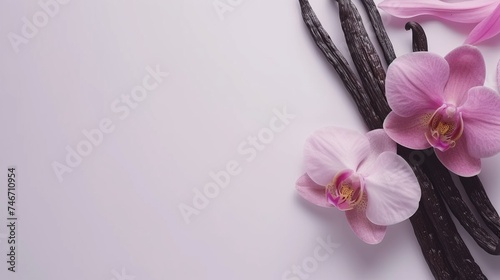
[461,176,500,238]
[298,0,382,130]
[336,0,390,118]
[405,22,428,52]
[424,154,500,255]
[360,0,396,64]
[409,202,456,280]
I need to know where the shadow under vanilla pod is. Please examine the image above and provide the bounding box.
[297,0,500,279]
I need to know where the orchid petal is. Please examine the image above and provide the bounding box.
[461,86,500,158]
[378,0,499,23]
[358,129,397,175]
[465,3,500,45]
[363,152,421,226]
[345,203,387,244]
[444,45,486,106]
[386,52,448,117]
[435,138,481,177]
[304,127,370,186]
[296,173,332,208]
[383,111,433,150]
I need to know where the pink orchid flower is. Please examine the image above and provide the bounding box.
[296,127,420,244]
[378,0,500,45]
[383,45,500,177]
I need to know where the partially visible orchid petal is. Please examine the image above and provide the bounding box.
[363,152,421,226]
[378,0,499,24]
[461,86,500,158]
[465,3,500,45]
[304,127,370,186]
[358,129,397,175]
[386,52,448,117]
[444,45,486,106]
[296,174,332,208]
[435,138,481,177]
[365,129,397,156]
[345,201,387,244]
[383,111,433,150]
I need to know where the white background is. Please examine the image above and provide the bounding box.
[1,0,500,279]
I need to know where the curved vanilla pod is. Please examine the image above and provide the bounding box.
[298,0,382,130]
[424,154,500,255]
[360,0,397,64]
[298,2,456,278]
[405,22,428,52]
[336,0,390,119]
[461,176,500,237]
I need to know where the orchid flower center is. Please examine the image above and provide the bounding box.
[425,104,464,152]
[326,170,365,211]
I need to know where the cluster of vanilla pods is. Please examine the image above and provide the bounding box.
[298,0,500,279]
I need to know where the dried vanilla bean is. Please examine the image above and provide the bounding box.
[410,202,456,280]
[461,176,500,237]
[336,0,391,118]
[405,22,428,52]
[360,0,397,64]
[424,154,500,255]
[298,0,382,130]
[398,148,487,280]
